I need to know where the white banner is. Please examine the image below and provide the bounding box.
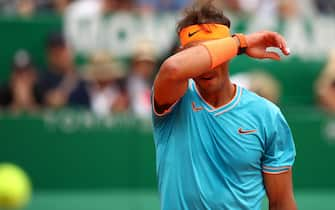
[64,1,335,60]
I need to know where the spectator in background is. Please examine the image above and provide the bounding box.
[103,0,135,12]
[136,0,191,12]
[2,0,136,16]
[83,52,129,117]
[218,0,241,13]
[127,41,156,119]
[0,50,39,112]
[68,0,135,15]
[50,0,73,14]
[16,0,35,17]
[316,50,335,113]
[314,0,335,15]
[231,70,281,104]
[36,32,90,108]
[38,0,75,15]
[220,0,299,19]
[278,0,299,19]
[0,0,73,16]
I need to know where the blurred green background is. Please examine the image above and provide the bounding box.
[1,13,335,210]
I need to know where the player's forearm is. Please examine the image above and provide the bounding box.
[160,37,240,82]
[269,200,297,210]
[153,37,240,106]
[269,205,297,210]
[264,169,297,210]
[160,45,212,81]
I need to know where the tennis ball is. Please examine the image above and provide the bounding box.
[0,163,32,209]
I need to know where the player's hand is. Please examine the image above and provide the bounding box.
[245,31,290,61]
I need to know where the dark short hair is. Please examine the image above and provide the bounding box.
[46,31,66,49]
[177,1,231,33]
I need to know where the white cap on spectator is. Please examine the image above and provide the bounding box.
[83,51,125,82]
[133,40,156,62]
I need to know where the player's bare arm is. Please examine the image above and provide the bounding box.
[153,31,290,113]
[152,3,297,210]
[153,43,213,112]
[264,169,297,210]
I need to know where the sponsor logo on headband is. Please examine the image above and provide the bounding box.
[188,30,200,38]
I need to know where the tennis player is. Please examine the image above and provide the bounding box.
[152,2,297,210]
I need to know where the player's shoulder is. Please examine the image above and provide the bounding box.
[240,87,281,117]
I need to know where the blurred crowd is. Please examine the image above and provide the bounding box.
[0,0,334,16]
[0,32,156,118]
[0,0,335,118]
[1,30,335,117]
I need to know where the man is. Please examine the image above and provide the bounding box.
[136,0,191,11]
[152,2,296,210]
[84,52,129,116]
[36,32,90,108]
[128,41,156,119]
[0,50,38,112]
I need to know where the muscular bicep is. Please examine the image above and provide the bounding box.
[263,169,297,210]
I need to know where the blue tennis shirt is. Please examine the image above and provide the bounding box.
[152,80,296,210]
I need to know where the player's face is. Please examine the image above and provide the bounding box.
[193,63,229,93]
[182,40,230,94]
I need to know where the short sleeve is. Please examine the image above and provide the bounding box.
[262,110,296,174]
[151,87,182,131]
[151,88,181,118]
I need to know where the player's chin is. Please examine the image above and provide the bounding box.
[196,78,220,91]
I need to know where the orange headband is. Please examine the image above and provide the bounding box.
[179,24,231,47]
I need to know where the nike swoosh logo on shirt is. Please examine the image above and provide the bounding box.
[192,102,203,112]
[238,128,257,134]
